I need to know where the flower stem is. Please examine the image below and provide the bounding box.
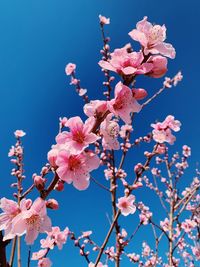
[9,236,17,267]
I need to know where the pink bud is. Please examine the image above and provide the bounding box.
[132,88,147,100]
[47,149,58,168]
[54,180,64,191]
[33,175,46,191]
[132,182,143,189]
[134,163,143,173]
[46,198,59,210]
[156,144,166,154]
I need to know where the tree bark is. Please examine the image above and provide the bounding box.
[0,231,9,267]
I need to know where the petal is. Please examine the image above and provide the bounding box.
[73,174,90,191]
[25,227,39,245]
[122,66,137,75]
[98,60,116,72]
[56,166,72,183]
[128,29,148,47]
[40,215,52,233]
[151,42,176,59]
[12,216,27,236]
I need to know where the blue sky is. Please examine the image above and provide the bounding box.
[0,0,199,266]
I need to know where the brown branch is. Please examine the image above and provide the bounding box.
[0,231,9,267]
[94,210,120,267]
[40,173,59,200]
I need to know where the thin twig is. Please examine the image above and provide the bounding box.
[90,176,110,192]
[94,210,120,267]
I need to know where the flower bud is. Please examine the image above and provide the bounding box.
[132,88,147,100]
[54,180,64,191]
[46,199,59,210]
[33,175,46,191]
[47,149,58,168]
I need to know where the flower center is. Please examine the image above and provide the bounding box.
[26,214,39,225]
[68,156,81,171]
[107,122,119,138]
[73,130,85,143]
[149,25,164,45]
[121,201,128,209]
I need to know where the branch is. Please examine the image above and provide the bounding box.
[94,210,120,267]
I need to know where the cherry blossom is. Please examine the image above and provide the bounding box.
[151,115,181,144]
[129,16,176,59]
[99,44,153,76]
[12,197,52,244]
[32,249,48,260]
[107,82,141,124]
[116,195,136,216]
[0,198,20,240]
[182,145,191,157]
[56,116,99,154]
[65,63,76,75]
[14,130,26,138]
[56,150,100,190]
[99,15,110,25]
[38,257,52,267]
[46,226,69,249]
[84,100,107,117]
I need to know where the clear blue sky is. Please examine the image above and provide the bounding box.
[0,0,199,266]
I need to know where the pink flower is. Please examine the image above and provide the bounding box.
[79,88,87,96]
[56,116,99,154]
[160,218,170,232]
[32,249,48,260]
[47,226,69,250]
[117,195,136,216]
[56,150,100,190]
[0,198,20,240]
[127,253,140,262]
[59,117,68,128]
[100,114,120,150]
[8,146,15,157]
[165,115,181,132]
[81,230,92,238]
[14,130,26,138]
[173,71,183,86]
[65,63,76,75]
[99,44,153,76]
[151,115,181,145]
[12,197,52,244]
[146,55,168,78]
[40,236,55,250]
[38,257,52,267]
[181,219,197,233]
[99,15,110,25]
[142,242,151,257]
[182,145,191,157]
[163,77,172,88]
[84,100,107,117]
[129,16,176,59]
[47,145,60,168]
[119,124,133,138]
[108,82,141,124]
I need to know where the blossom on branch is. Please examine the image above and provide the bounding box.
[129,16,176,59]
[117,195,136,216]
[56,150,100,190]
[108,82,141,124]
